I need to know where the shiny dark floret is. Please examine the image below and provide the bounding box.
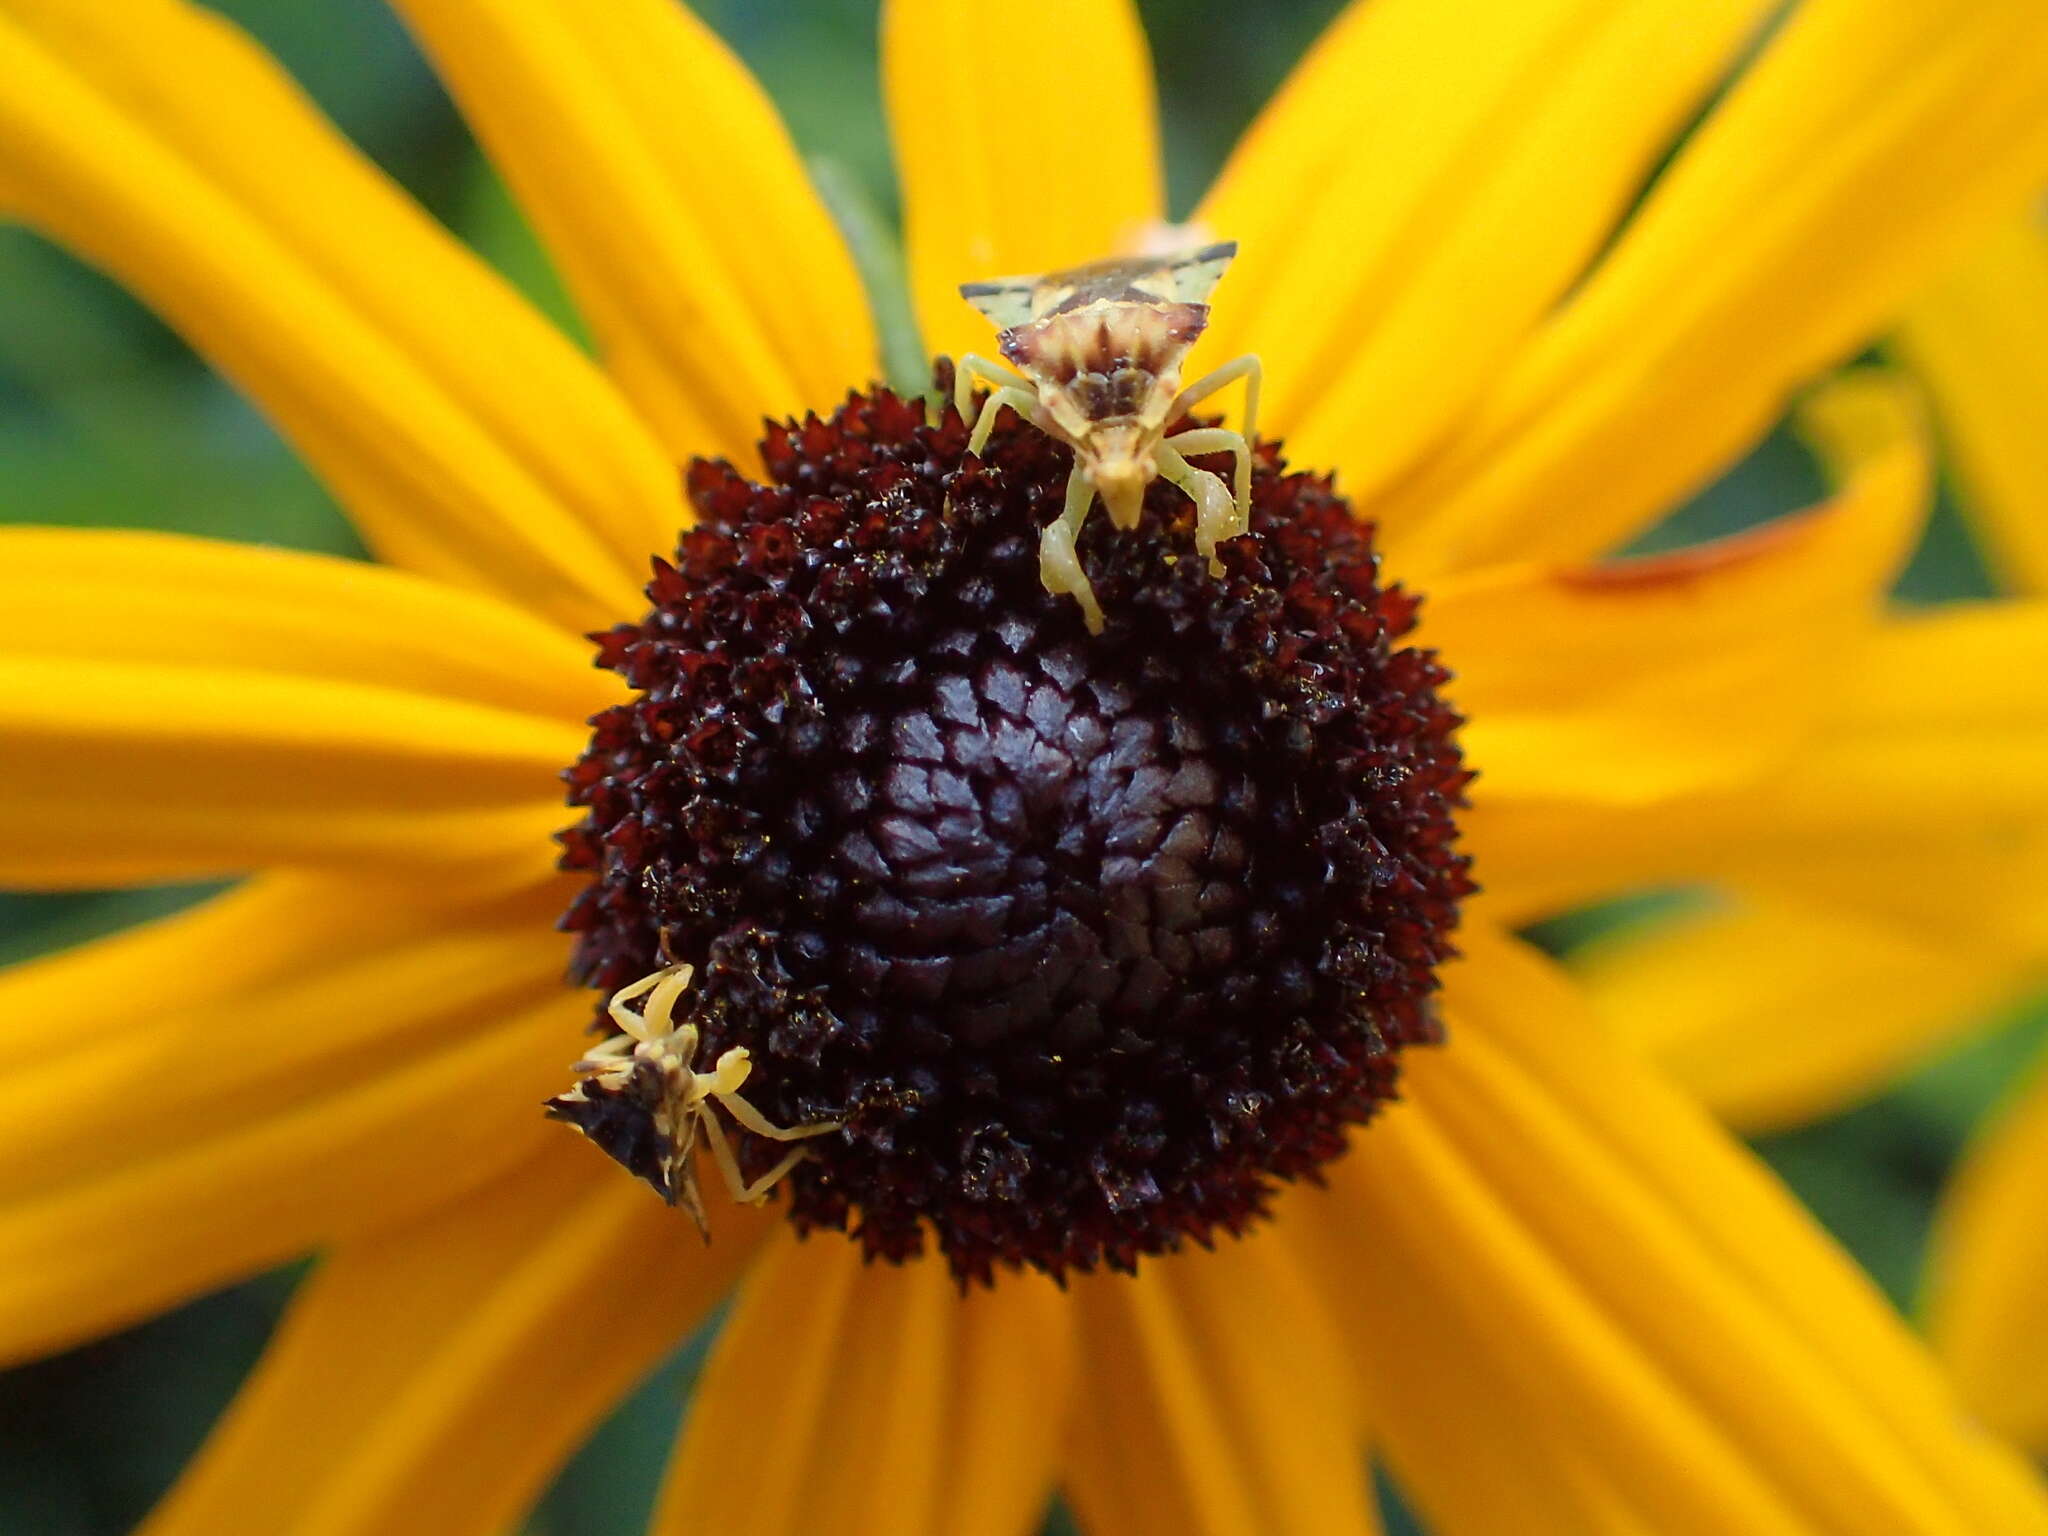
[557,370,1471,1283]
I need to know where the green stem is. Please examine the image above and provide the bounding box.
[807,157,930,397]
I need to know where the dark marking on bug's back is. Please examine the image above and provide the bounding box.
[544,1067,675,1200]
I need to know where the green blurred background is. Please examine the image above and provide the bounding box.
[1,2,2042,1531]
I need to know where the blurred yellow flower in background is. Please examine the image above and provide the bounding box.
[1902,215,2048,597]
[1905,213,2048,1458]
[2,1,2047,1533]
[1574,207,2048,1457]
[1566,211,2048,1129]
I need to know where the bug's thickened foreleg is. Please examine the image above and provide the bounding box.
[607,962,693,1042]
[1162,426,1252,540]
[1039,462,1107,634]
[1154,442,1241,576]
[1168,355,1261,553]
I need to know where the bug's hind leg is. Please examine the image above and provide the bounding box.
[954,353,1042,455]
[944,356,1040,519]
[702,1050,843,1145]
[700,1110,820,1207]
[1039,462,1107,634]
[1170,354,1261,440]
[968,386,1043,456]
[1153,442,1242,576]
[695,1050,840,1207]
[956,353,1036,426]
[661,1117,713,1240]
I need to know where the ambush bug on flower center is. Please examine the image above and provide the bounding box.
[544,963,840,1238]
[955,239,1261,633]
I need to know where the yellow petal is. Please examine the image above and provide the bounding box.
[1309,927,2048,1533]
[1063,1233,1379,1536]
[144,1143,765,1536]
[887,0,1163,367]
[1577,896,2033,1134]
[388,0,875,462]
[0,527,614,723]
[1279,1198,1648,1536]
[1650,604,2048,952]
[1372,0,2048,576]
[1429,372,1926,806]
[1896,212,2048,593]
[0,918,578,1363]
[0,649,579,886]
[1926,1053,2048,1452]
[1196,0,1771,482]
[1330,1108,1804,1534]
[659,1235,1072,1536]
[1064,1236,1368,1536]
[0,875,363,1054]
[1471,600,2048,935]
[0,867,559,1067]
[0,897,565,1205]
[0,1,673,630]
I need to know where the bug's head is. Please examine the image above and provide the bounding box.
[1081,424,1155,531]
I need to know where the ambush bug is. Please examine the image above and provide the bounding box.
[545,963,840,1237]
[955,240,1261,632]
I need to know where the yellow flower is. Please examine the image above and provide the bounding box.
[3,3,2047,1534]
[1544,205,2048,1454]
[1902,213,2048,596]
[1567,209,2048,1131]
[1904,213,2048,1459]
[1579,209,2048,1455]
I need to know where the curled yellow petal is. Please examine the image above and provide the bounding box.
[389,0,876,461]
[0,0,672,629]
[1375,0,2048,575]
[1687,604,2048,952]
[1896,212,2048,594]
[1471,564,2048,935]
[144,1144,765,1536]
[887,0,1162,367]
[1429,371,1927,807]
[659,1236,1072,1536]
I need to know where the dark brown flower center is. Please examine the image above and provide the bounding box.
[555,371,1471,1282]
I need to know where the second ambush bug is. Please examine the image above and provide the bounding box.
[955,240,1261,633]
[545,962,841,1238]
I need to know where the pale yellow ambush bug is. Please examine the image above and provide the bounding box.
[549,963,840,1238]
[955,239,1261,633]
